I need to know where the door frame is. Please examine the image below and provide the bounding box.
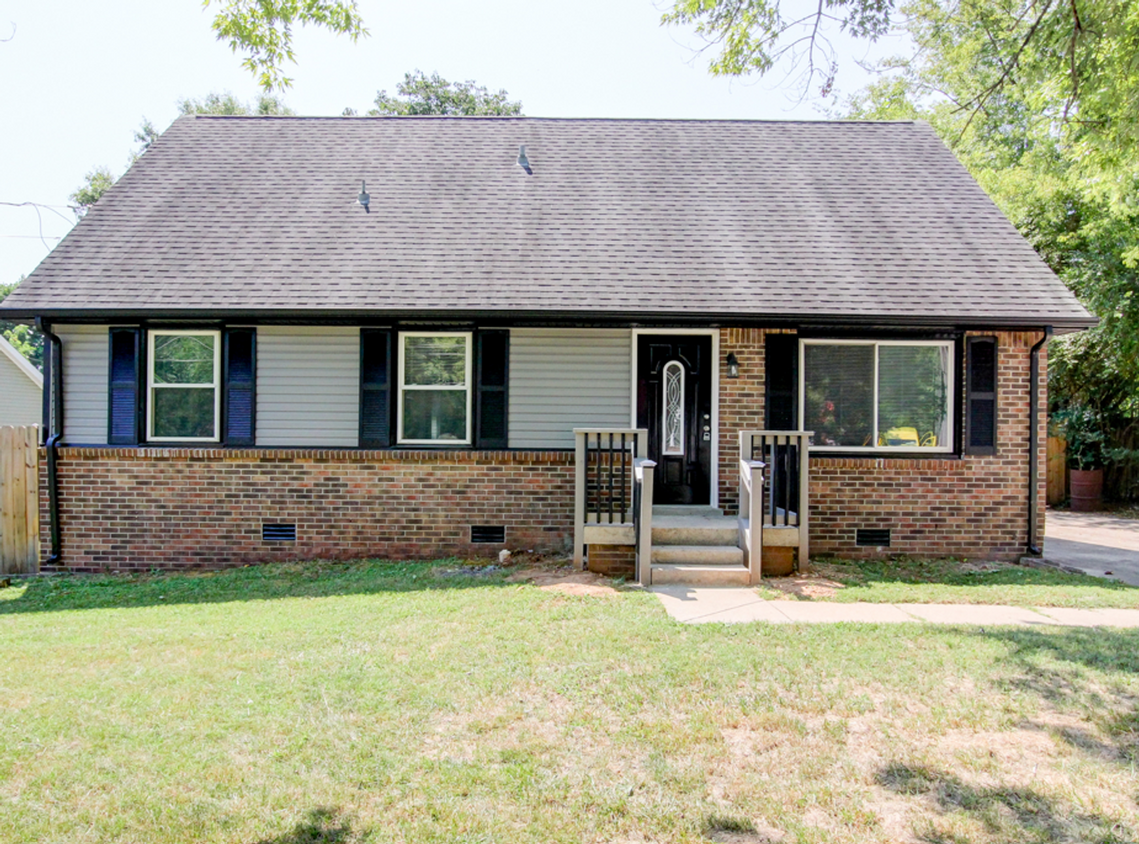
[630,328,720,508]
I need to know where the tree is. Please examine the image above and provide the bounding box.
[69,92,296,215]
[362,71,523,116]
[178,91,295,116]
[0,278,43,370]
[69,167,116,217]
[204,0,367,91]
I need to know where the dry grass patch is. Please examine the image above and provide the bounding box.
[1,561,1138,842]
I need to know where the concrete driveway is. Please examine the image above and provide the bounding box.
[1043,510,1139,586]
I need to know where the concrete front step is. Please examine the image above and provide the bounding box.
[652,505,724,517]
[650,564,751,586]
[652,513,739,547]
[650,544,745,566]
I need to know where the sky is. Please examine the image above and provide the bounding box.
[0,0,907,284]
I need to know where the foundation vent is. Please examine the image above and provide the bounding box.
[263,523,297,542]
[856,528,891,547]
[471,525,506,544]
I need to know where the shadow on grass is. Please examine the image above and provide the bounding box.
[977,626,1139,765]
[0,559,523,616]
[251,808,367,844]
[877,762,1136,843]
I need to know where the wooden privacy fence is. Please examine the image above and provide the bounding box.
[1046,436,1068,507]
[0,426,40,574]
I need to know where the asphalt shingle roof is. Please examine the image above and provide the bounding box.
[1,116,1093,328]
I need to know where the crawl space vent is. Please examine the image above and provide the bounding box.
[856,528,891,547]
[262,523,297,542]
[471,525,506,544]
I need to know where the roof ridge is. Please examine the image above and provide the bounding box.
[182,114,919,125]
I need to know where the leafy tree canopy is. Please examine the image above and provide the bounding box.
[363,71,523,116]
[0,278,43,370]
[204,0,367,91]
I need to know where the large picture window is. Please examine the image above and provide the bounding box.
[801,339,953,452]
[147,330,221,441]
[398,332,472,444]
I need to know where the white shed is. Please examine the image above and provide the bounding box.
[0,334,42,427]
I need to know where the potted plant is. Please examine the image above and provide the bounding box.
[1053,406,1106,511]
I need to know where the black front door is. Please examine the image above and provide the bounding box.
[637,335,713,505]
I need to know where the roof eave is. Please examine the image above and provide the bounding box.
[0,306,1099,334]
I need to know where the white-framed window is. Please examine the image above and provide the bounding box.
[800,339,954,452]
[662,359,685,455]
[147,330,221,442]
[398,332,472,445]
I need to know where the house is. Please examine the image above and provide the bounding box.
[0,116,1094,579]
[0,334,42,428]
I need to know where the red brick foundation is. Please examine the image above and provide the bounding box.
[718,329,1047,560]
[42,449,575,572]
[586,544,635,578]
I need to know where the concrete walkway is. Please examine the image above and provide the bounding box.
[1042,510,1139,586]
[651,585,1139,627]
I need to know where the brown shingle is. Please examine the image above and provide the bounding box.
[1,116,1093,327]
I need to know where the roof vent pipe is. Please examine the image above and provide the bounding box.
[357,180,370,211]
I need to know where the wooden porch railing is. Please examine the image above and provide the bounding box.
[573,428,651,580]
[738,430,813,579]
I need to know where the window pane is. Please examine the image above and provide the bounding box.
[404,336,467,386]
[879,346,949,448]
[403,390,467,441]
[804,345,873,447]
[154,334,215,384]
[152,387,216,439]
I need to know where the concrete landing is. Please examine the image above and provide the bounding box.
[650,586,1139,627]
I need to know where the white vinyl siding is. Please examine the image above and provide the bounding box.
[509,328,632,449]
[256,326,360,447]
[57,326,108,442]
[0,361,41,426]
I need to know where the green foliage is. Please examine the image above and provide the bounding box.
[68,166,115,217]
[0,278,43,370]
[177,91,295,116]
[1052,406,1108,470]
[367,70,523,116]
[203,0,367,91]
[662,0,893,95]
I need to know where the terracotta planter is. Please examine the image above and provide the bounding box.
[1070,468,1104,512]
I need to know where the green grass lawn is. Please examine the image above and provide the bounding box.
[2,560,1138,843]
[758,557,1139,608]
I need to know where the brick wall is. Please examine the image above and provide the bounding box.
[718,328,770,513]
[586,544,635,578]
[41,449,575,572]
[718,329,1047,560]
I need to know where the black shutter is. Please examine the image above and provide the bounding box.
[965,336,998,455]
[765,333,799,430]
[108,328,142,445]
[475,330,509,449]
[223,328,256,446]
[360,329,393,448]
